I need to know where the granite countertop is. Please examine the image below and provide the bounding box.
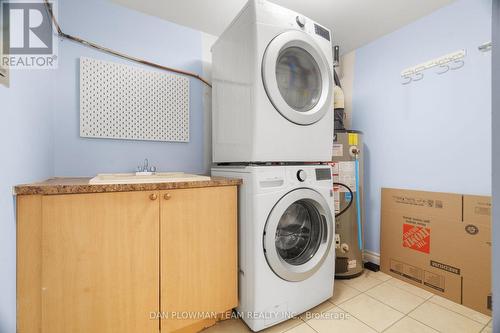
[14,176,242,195]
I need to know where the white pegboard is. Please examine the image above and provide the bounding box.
[80,57,190,142]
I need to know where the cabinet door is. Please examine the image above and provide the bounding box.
[41,191,160,333]
[160,187,238,332]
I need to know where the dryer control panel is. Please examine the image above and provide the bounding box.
[314,24,330,41]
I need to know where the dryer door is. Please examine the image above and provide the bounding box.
[264,188,333,282]
[262,31,333,125]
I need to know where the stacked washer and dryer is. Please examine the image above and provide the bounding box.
[211,0,336,331]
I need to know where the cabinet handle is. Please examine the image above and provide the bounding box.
[149,193,158,201]
[164,193,172,200]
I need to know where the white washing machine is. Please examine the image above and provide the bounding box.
[211,165,335,331]
[212,0,334,163]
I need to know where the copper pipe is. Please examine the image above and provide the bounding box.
[43,0,212,87]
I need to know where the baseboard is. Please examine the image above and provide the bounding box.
[363,250,380,265]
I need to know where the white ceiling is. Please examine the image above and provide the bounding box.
[111,0,456,53]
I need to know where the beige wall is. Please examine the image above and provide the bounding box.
[338,51,355,129]
[201,32,218,172]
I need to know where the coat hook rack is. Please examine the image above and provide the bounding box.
[401,49,466,85]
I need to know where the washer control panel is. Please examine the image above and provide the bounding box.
[285,166,332,187]
[297,169,307,182]
[315,168,332,181]
[296,15,306,28]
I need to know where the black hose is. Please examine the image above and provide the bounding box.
[333,182,353,218]
[334,70,341,88]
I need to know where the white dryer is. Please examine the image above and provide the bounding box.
[212,0,334,163]
[211,165,335,331]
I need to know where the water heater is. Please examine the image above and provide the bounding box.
[331,130,364,278]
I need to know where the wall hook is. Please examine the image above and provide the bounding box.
[401,74,412,85]
[435,58,450,74]
[401,49,466,84]
[436,63,450,75]
[401,70,424,85]
[412,70,424,81]
[478,41,492,52]
[450,58,465,70]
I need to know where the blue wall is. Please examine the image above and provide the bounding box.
[0,72,54,332]
[54,0,205,176]
[1,0,495,331]
[352,0,492,254]
[0,0,206,331]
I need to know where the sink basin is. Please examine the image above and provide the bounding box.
[89,172,211,185]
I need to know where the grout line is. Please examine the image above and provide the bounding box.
[356,291,417,331]
[362,292,414,316]
[281,318,307,333]
[406,314,445,333]
[405,302,446,332]
[365,272,394,284]
[361,283,427,315]
[337,276,434,331]
[302,319,320,333]
[328,288,361,306]
[427,296,493,324]
[336,302,386,332]
[338,292,365,305]
[337,283,427,332]
[326,299,337,306]
[290,275,487,333]
[383,279,433,300]
[336,274,488,333]
[342,278,385,293]
[286,317,306,331]
[380,314,408,333]
[297,305,323,333]
[425,298,492,326]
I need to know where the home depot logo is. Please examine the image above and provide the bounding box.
[402,224,430,254]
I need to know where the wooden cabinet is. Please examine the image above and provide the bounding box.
[17,185,238,333]
[160,187,238,332]
[41,191,160,333]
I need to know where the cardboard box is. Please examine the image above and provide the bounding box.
[380,188,492,316]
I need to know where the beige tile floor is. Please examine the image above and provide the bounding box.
[203,270,493,333]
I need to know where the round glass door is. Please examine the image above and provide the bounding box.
[275,200,322,265]
[264,188,333,282]
[262,31,333,125]
[276,47,322,113]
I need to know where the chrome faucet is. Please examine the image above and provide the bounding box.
[136,158,157,174]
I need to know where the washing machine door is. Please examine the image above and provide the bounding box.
[262,31,333,125]
[264,188,333,282]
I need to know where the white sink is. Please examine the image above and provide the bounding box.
[89,172,211,185]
